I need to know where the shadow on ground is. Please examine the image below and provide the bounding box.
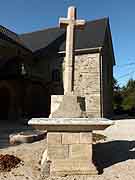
[112,114,135,120]
[93,140,135,174]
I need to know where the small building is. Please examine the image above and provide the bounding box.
[0,26,49,120]
[0,17,115,120]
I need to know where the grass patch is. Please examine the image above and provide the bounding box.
[93,133,107,143]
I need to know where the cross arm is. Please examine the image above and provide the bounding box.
[59,17,69,28]
[75,19,86,29]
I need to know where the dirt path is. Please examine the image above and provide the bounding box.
[0,139,46,180]
[0,119,135,180]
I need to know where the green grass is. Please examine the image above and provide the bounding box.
[93,133,107,142]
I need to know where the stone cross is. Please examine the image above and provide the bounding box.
[59,6,85,94]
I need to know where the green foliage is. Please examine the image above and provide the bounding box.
[122,92,135,111]
[113,77,123,111]
[121,78,135,111]
[93,133,107,142]
[126,78,135,89]
[113,78,135,114]
[113,77,120,91]
[113,90,123,110]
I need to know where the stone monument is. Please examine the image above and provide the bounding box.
[50,6,86,118]
[28,6,114,177]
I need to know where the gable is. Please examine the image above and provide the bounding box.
[102,20,115,65]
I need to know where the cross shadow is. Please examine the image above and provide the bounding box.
[112,115,135,120]
[93,140,135,174]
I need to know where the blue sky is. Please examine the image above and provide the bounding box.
[0,0,135,86]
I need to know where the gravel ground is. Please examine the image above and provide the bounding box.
[0,119,135,180]
[0,139,46,180]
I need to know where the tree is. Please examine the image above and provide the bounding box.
[113,77,123,112]
[113,78,135,115]
[113,78,120,91]
[121,78,135,113]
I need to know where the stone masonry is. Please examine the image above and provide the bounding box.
[73,53,101,117]
[29,118,114,176]
[49,52,101,117]
[46,132,97,176]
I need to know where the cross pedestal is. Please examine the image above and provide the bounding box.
[28,118,114,176]
[49,94,85,118]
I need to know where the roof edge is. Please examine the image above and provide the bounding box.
[19,17,108,36]
[58,47,102,55]
[106,18,116,66]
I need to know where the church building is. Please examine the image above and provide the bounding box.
[0,17,115,120]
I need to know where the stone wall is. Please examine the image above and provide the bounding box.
[101,32,113,117]
[38,49,113,118]
[73,53,101,117]
[47,52,101,117]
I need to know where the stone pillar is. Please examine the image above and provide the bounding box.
[43,132,98,176]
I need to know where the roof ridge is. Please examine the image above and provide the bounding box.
[0,25,32,52]
[19,17,108,36]
[19,26,60,36]
[87,17,108,23]
[0,25,18,36]
[19,17,110,52]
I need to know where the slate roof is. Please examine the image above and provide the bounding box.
[0,25,31,52]
[19,18,109,52]
[0,25,20,43]
[19,28,65,52]
[59,18,108,52]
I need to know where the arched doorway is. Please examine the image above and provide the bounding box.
[24,83,50,118]
[0,81,16,121]
[0,87,10,120]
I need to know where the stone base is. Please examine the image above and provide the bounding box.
[50,159,98,176]
[41,132,98,176]
[29,118,114,176]
[49,94,85,118]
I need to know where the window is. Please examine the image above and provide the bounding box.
[52,69,60,81]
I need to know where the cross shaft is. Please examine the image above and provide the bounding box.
[59,6,85,94]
